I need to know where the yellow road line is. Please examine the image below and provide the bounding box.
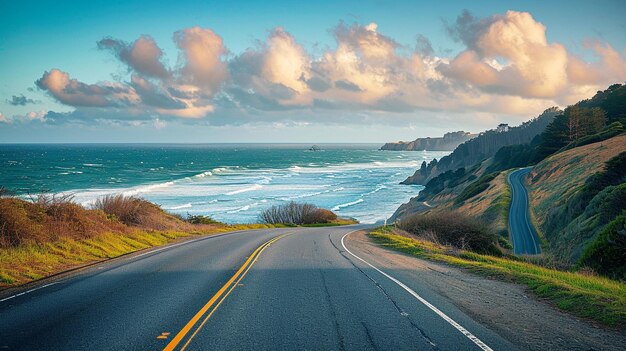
[164,234,287,351]
[179,235,280,350]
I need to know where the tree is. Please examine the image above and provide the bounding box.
[588,107,607,134]
[565,106,584,141]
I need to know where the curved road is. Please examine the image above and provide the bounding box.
[1,226,520,350]
[507,168,541,255]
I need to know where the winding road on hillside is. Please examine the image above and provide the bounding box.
[0,225,523,350]
[507,168,542,255]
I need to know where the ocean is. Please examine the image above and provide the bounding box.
[0,144,448,224]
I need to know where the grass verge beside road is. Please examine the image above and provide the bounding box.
[0,223,275,288]
[369,226,626,327]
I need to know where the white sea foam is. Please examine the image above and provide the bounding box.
[194,171,213,178]
[166,203,192,210]
[37,149,450,225]
[332,198,364,211]
[121,181,175,197]
[365,184,387,195]
[257,176,272,184]
[227,202,259,214]
[279,191,325,201]
[225,184,263,195]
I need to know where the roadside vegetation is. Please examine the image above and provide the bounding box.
[393,83,626,281]
[396,211,500,255]
[369,226,626,327]
[0,193,275,288]
[0,194,358,289]
[260,201,356,226]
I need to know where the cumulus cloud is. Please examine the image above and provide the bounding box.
[441,10,626,103]
[7,94,37,106]
[31,11,626,127]
[36,26,231,120]
[174,26,229,94]
[0,110,48,124]
[98,36,170,79]
[36,69,138,107]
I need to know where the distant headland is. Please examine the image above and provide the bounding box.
[380,131,477,151]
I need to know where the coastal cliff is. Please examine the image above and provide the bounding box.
[401,108,560,185]
[391,83,626,278]
[380,131,475,151]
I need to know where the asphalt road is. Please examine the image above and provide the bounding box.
[507,168,541,255]
[1,226,518,350]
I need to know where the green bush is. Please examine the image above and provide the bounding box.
[259,202,338,225]
[578,213,626,280]
[397,211,501,255]
[186,214,222,225]
[455,171,500,204]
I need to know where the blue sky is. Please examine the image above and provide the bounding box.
[1,0,625,142]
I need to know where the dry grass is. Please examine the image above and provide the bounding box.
[260,201,342,225]
[528,134,626,227]
[0,194,357,289]
[93,194,185,230]
[0,223,275,288]
[0,195,280,288]
[370,226,626,327]
[396,211,501,255]
[0,196,128,248]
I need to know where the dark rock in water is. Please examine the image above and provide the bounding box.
[309,145,321,151]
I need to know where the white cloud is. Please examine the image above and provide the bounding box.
[31,12,626,127]
[0,110,48,124]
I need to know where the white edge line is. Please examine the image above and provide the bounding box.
[0,282,59,302]
[341,230,494,351]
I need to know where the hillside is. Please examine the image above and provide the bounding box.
[380,131,476,151]
[528,135,626,265]
[0,195,266,287]
[391,157,511,243]
[392,84,626,279]
[402,108,560,185]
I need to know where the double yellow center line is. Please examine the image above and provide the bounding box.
[164,233,289,351]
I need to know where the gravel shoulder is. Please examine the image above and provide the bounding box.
[346,230,626,351]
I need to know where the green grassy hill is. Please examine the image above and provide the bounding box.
[392,84,626,279]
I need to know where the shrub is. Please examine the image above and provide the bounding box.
[260,202,337,225]
[0,197,123,248]
[578,213,626,280]
[304,208,337,224]
[186,214,222,225]
[397,211,500,255]
[93,194,173,229]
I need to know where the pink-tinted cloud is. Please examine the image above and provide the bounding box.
[0,110,48,124]
[174,26,229,94]
[98,36,170,79]
[33,12,626,126]
[36,69,138,107]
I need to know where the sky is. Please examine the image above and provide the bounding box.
[1,0,625,143]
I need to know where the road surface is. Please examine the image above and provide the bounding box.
[1,226,519,350]
[507,168,541,255]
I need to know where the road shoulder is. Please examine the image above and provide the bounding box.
[345,230,625,351]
